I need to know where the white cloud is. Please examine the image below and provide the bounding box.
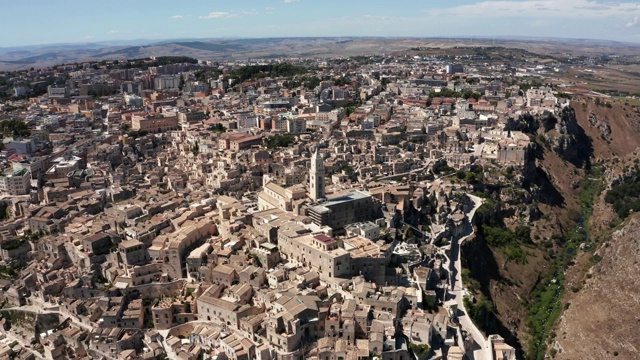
[199,12,236,19]
[429,0,640,19]
[627,17,639,28]
[242,9,259,16]
[362,15,392,21]
[106,30,120,34]
[171,15,184,19]
[283,0,299,3]
[81,36,96,41]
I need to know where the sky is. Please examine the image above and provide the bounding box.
[1,0,640,47]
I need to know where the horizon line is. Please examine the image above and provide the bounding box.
[2,35,640,49]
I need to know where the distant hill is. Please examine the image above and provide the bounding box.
[0,37,639,71]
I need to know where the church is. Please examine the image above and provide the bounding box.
[257,146,379,233]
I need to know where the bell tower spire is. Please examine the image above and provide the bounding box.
[309,147,325,201]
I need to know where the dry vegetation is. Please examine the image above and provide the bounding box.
[554,103,640,360]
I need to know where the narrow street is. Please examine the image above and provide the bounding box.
[447,194,491,360]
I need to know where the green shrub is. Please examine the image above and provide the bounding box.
[265,134,296,149]
[605,169,640,219]
[409,343,430,357]
[481,225,529,263]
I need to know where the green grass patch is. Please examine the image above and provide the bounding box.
[481,225,530,264]
[526,167,602,360]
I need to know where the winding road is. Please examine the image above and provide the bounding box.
[445,194,491,360]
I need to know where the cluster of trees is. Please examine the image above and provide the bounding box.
[0,239,26,251]
[127,130,149,138]
[0,119,30,137]
[455,166,483,183]
[285,75,321,90]
[464,296,498,334]
[208,123,227,133]
[265,134,296,149]
[408,343,431,359]
[229,63,308,83]
[348,55,384,65]
[481,224,530,264]
[605,168,640,219]
[432,160,455,175]
[465,77,480,85]
[0,264,20,278]
[194,69,224,83]
[0,76,60,101]
[475,195,531,264]
[519,79,544,92]
[1,105,27,113]
[119,56,198,70]
[594,97,613,108]
[333,76,352,86]
[337,99,363,117]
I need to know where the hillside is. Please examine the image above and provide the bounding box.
[571,98,640,161]
[0,38,434,71]
[1,37,640,71]
[557,214,640,359]
[555,144,640,359]
[462,99,640,359]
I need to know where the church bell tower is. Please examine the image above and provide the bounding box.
[309,147,325,201]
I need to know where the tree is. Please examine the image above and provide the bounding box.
[265,134,295,149]
[0,119,30,137]
[381,77,390,90]
[465,172,477,183]
[208,123,226,133]
[409,343,431,359]
[424,295,438,312]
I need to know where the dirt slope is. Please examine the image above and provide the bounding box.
[484,99,640,358]
[557,214,640,360]
[554,101,640,360]
[572,98,640,161]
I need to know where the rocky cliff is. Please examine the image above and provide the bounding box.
[464,98,640,360]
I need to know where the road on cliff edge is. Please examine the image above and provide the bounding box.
[447,194,491,360]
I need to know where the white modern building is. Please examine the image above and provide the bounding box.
[0,168,31,195]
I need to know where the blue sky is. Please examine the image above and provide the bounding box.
[1,0,639,47]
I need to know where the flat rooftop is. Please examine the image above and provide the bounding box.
[7,168,28,177]
[310,190,371,214]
